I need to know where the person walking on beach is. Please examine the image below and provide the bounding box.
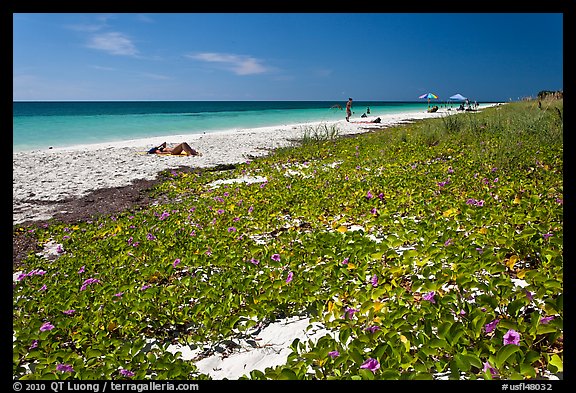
[346,98,353,122]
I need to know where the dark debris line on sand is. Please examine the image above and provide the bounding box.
[13,163,242,268]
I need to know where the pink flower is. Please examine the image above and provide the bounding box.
[370,274,378,287]
[360,358,380,373]
[173,258,181,268]
[423,291,436,303]
[56,363,74,373]
[484,319,500,333]
[345,307,359,319]
[540,316,555,324]
[328,350,340,358]
[120,369,135,377]
[482,361,498,377]
[63,309,75,315]
[271,254,281,262]
[503,329,521,345]
[40,322,54,332]
[286,271,294,283]
[80,278,100,291]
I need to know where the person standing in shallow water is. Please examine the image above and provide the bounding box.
[346,98,353,122]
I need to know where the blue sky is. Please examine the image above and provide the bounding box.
[13,13,563,102]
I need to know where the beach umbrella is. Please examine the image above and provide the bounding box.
[448,93,467,109]
[449,93,467,101]
[419,92,438,109]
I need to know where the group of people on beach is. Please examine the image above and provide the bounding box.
[346,98,374,121]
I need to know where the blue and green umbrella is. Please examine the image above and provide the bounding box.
[419,92,438,108]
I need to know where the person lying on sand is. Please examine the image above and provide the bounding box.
[147,142,202,156]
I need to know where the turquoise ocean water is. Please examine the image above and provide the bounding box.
[13,101,492,152]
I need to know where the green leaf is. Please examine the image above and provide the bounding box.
[495,345,522,369]
[548,354,563,373]
[454,354,470,372]
[536,324,558,335]
[278,368,297,380]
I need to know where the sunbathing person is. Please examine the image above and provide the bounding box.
[148,142,201,156]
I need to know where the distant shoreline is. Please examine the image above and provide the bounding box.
[12,104,501,225]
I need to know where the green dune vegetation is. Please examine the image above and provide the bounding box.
[13,98,563,380]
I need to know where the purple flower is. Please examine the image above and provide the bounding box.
[173,258,181,268]
[360,358,380,373]
[342,257,349,265]
[484,319,500,333]
[444,238,454,246]
[114,292,124,297]
[525,290,534,301]
[448,167,454,174]
[466,198,477,205]
[39,284,47,291]
[370,207,378,215]
[542,233,553,240]
[119,369,135,377]
[228,227,237,232]
[540,316,555,324]
[248,205,254,213]
[29,340,38,350]
[56,363,74,373]
[80,278,101,291]
[378,193,384,200]
[370,274,378,287]
[146,233,156,241]
[250,258,260,265]
[423,291,436,303]
[365,325,381,333]
[56,245,65,254]
[345,307,360,319]
[482,361,498,377]
[503,329,521,345]
[328,350,340,359]
[271,254,281,262]
[63,309,76,315]
[140,284,151,291]
[366,191,374,199]
[159,211,170,220]
[286,271,294,283]
[40,322,54,332]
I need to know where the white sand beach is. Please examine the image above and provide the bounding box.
[12,107,494,225]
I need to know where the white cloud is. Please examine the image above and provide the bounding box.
[87,32,138,56]
[90,65,116,71]
[137,72,171,80]
[187,52,269,75]
[136,14,155,23]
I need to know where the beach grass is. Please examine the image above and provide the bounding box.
[13,99,563,380]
